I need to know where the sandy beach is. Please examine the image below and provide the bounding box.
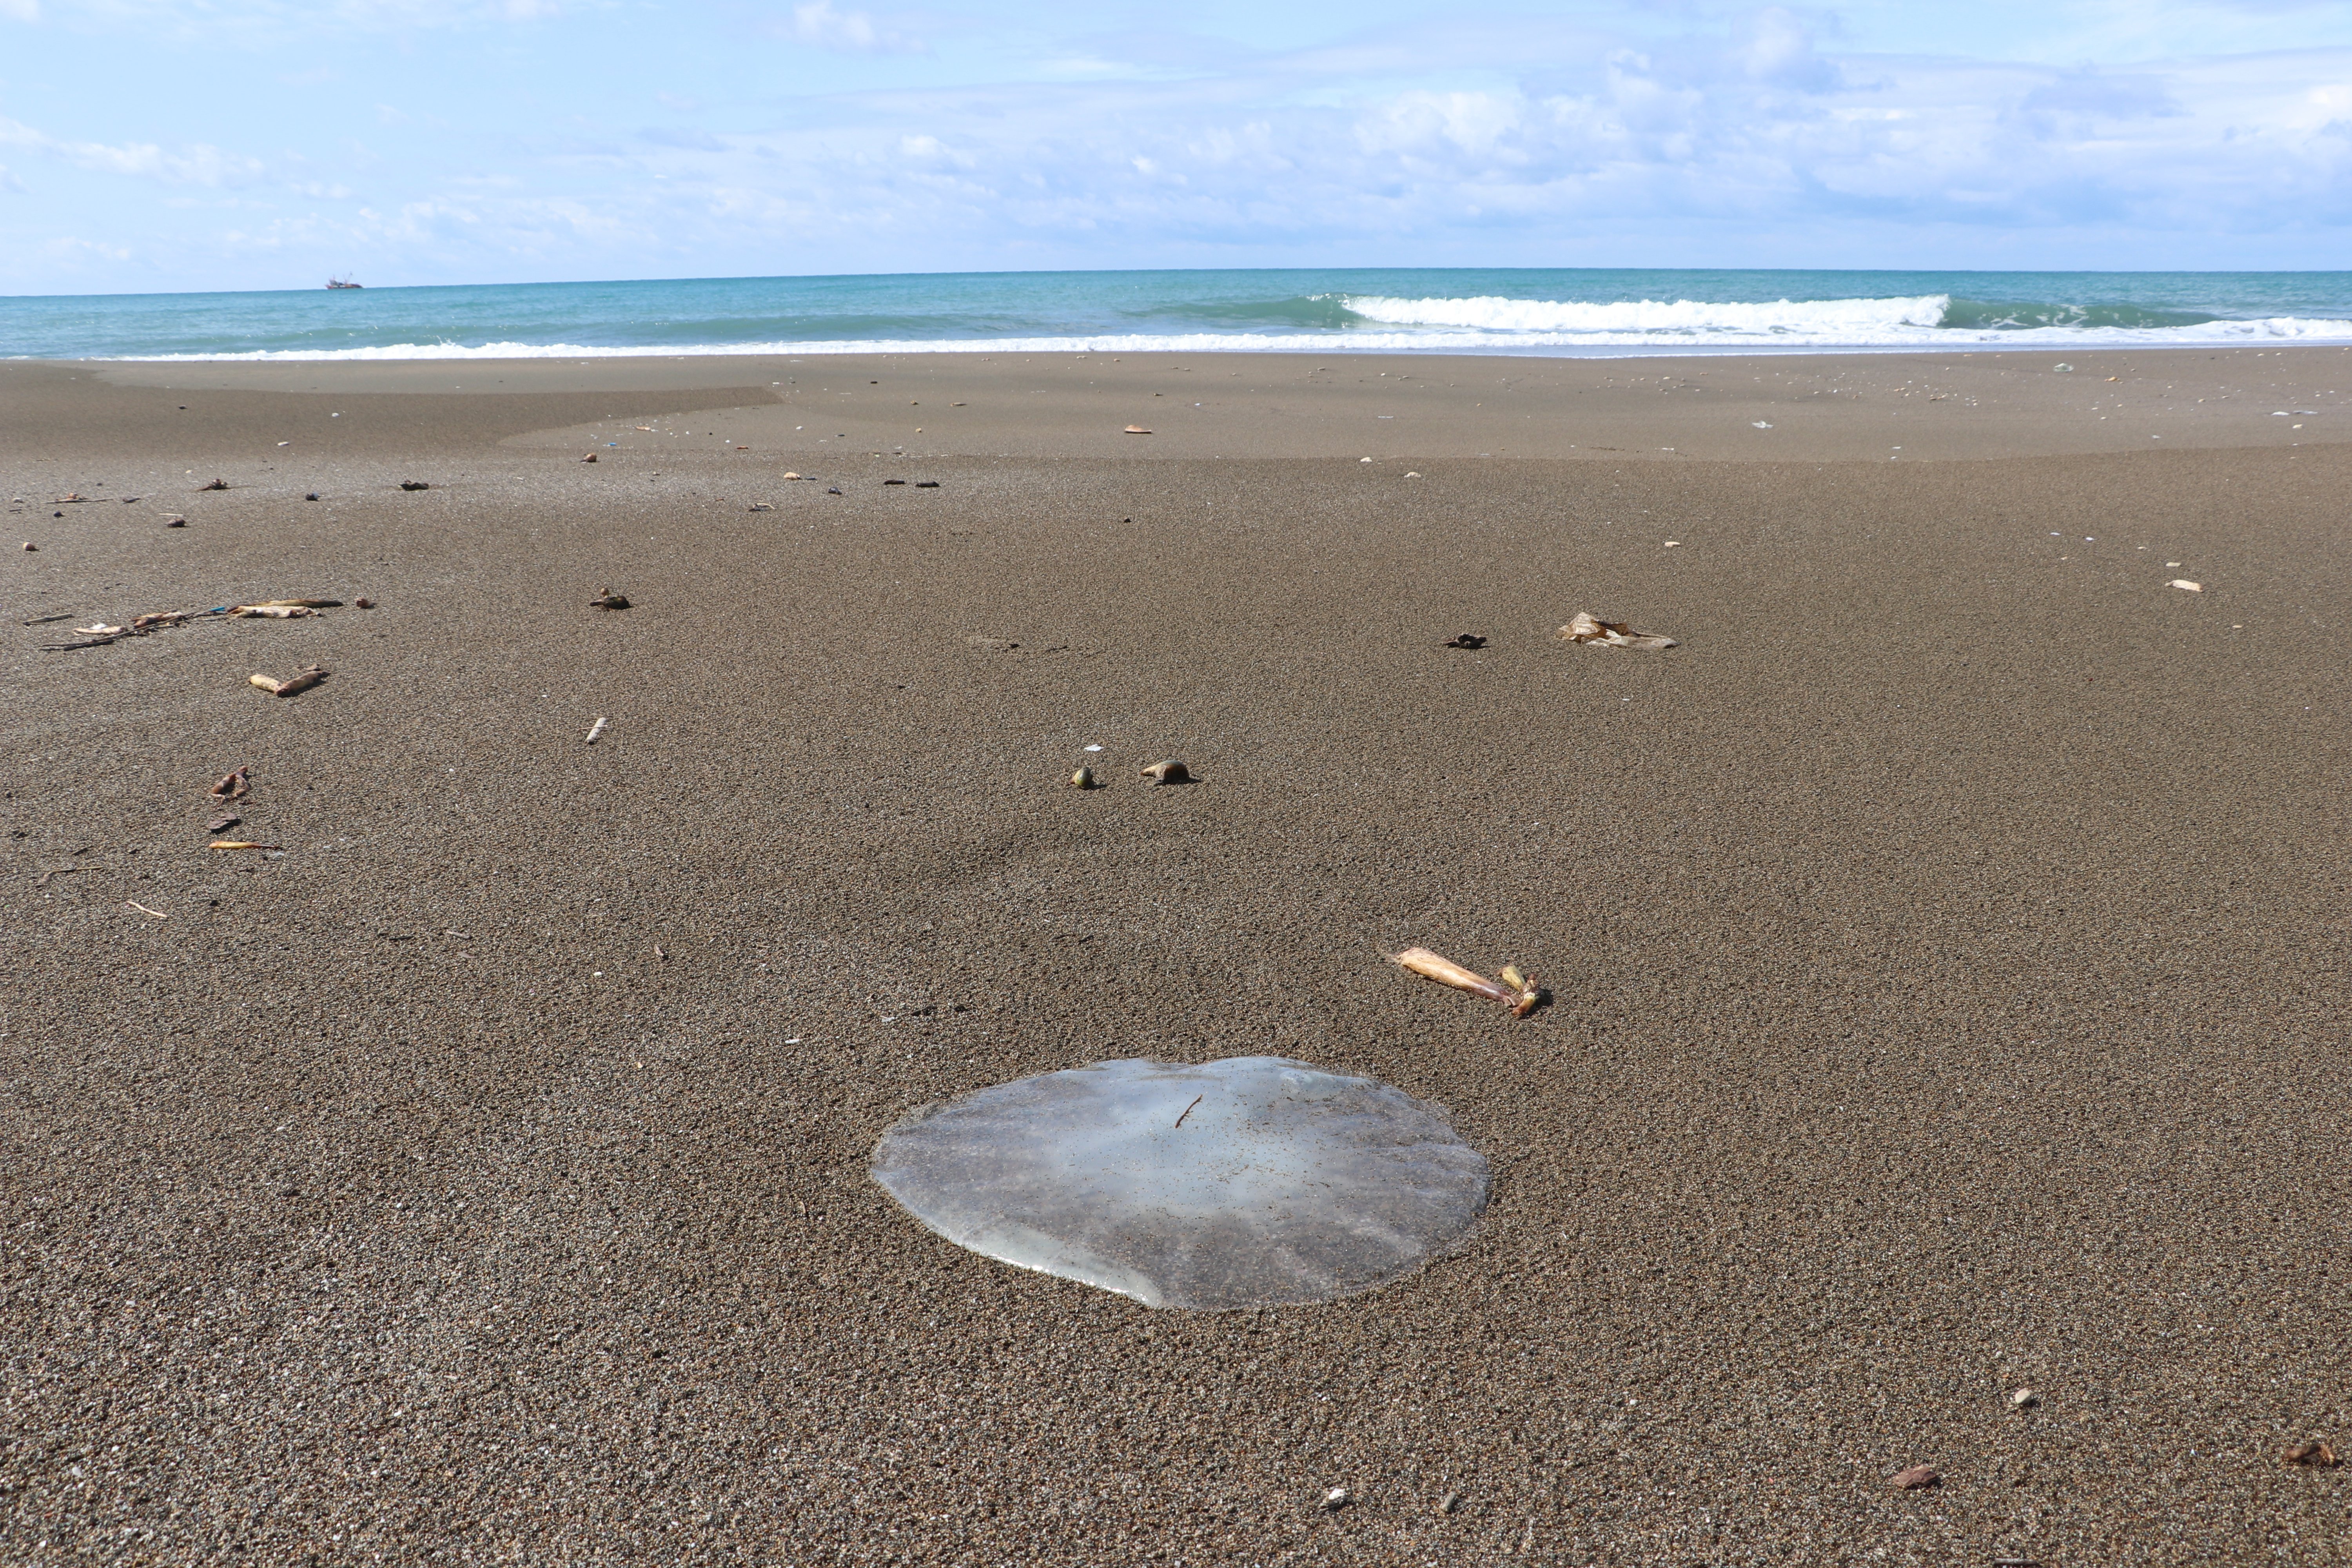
[4,346,2347,1564]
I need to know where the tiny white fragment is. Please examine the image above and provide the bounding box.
[2169,580,2203,592]
[586,716,609,744]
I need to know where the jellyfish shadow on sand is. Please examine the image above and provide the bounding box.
[870,1057,1489,1310]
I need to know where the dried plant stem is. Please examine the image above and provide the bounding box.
[1391,947,1543,1017]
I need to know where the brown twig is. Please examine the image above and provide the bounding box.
[1174,1094,1204,1129]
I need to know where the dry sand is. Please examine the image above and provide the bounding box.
[4,347,2348,1564]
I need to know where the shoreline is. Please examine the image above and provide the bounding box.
[5,354,2347,1563]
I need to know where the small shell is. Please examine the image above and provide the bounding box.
[1320,1487,1350,1511]
[1070,766,1096,789]
[1138,760,1189,785]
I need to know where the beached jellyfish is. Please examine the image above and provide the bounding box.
[871,1057,1488,1310]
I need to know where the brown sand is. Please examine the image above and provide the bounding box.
[4,348,2347,1564]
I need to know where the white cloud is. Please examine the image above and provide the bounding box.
[787,0,918,53]
[0,0,41,22]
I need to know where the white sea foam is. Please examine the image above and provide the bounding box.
[110,302,2352,362]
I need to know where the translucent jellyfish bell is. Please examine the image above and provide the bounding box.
[871,1057,1488,1310]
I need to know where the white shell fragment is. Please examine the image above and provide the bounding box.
[871,1057,1489,1310]
[2169,579,2203,592]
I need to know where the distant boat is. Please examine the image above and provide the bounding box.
[326,275,363,290]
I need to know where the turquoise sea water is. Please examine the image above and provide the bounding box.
[6,269,2351,361]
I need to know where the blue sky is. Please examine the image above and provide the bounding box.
[2,0,2350,294]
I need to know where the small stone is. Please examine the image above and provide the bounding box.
[1320,1487,1350,1511]
[305,492,320,501]
[1443,633,1486,650]
[21,541,34,550]
[1070,766,1096,789]
[2009,1388,2038,1408]
[580,452,598,463]
[589,590,631,611]
[166,517,186,528]
[827,487,842,495]
[209,815,242,832]
[1890,1465,1939,1491]
[354,598,374,610]
[1439,1492,1461,1515]
[399,480,430,492]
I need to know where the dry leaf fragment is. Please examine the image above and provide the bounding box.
[1123,425,1153,435]
[1391,947,1543,1017]
[2284,1441,2339,1468]
[132,612,189,631]
[251,666,328,698]
[198,479,229,491]
[209,841,282,851]
[209,814,241,831]
[1561,612,1678,651]
[1890,1465,1940,1491]
[1138,759,1190,784]
[2169,579,2203,592]
[782,471,802,481]
[209,767,251,800]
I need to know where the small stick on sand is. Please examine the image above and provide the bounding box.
[125,900,167,919]
[1174,1094,1204,1129]
[585,717,609,744]
[1391,947,1544,1017]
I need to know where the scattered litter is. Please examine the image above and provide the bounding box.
[1663,540,1681,548]
[749,503,773,512]
[305,492,320,501]
[2166,561,2181,567]
[1443,633,1487,650]
[2009,1388,2039,1408]
[22,542,35,551]
[198,478,229,491]
[1890,1465,1940,1491]
[354,597,374,610]
[827,486,842,495]
[1083,744,1103,752]
[1404,471,1422,479]
[125,900,168,919]
[1561,612,1677,651]
[782,471,802,481]
[75,624,125,637]
[52,493,93,504]
[589,590,632,610]
[2053,364,2073,373]
[1321,1488,1351,1512]
[209,840,282,851]
[210,766,251,800]
[22,614,74,626]
[585,716,609,745]
[1752,421,1773,429]
[1070,766,1096,789]
[2283,1441,2339,1468]
[2169,580,2203,593]
[1139,759,1190,785]
[884,479,906,486]
[1123,425,1153,435]
[916,480,940,488]
[166,517,187,528]
[399,481,430,491]
[249,665,329,698]
[209,814,242,831]
[1390,947,1543,1017]
[580,452,598,463]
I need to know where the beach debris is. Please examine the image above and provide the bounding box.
[22,542,35,551]
[125,900,168,919]
[1404,471,1422,479]
[231,604,313,619]
[827,486,842,495]
[872,1056,1489,1309]
[1561,612,1677,651]
[1663,539,1682,548]
[210,766,252,800]
[2169,579,2203,592]
[75,624,125,637]
[916,480,940,488]
[209,840,282,851]
[1070,766,1096,789]
[34,866,82,887]
[782,471,802,481]
[1138,759,1190,785]
[1320,1487,1352,1512]
[354,597,374,609]
[22,613,74,626]
[249,665,329,698]
[1889,1465,1940,1491]
[1439,1492,1462,1515]
[2053,363,2074,373]
[1753,421,1773,428]
[198,478,229,491]
[166,517,187,528]
[1123,425,1152,435]
[748,503,773,512]
[305,492,320,501]
[1443,633,1487,650]
[209,814,242,832]
[585,716,609,745]
[589,590,632,610]
[580,452,598,462]
[399,481,430,492]
[1390,947,1543,1017]
[2009,1388,2039,1408]
[52,493,93,504]
[2283,1441,2339,1468]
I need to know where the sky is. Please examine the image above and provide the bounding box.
[2,0,2350,295]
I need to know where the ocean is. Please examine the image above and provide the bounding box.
[5,269,2351,361]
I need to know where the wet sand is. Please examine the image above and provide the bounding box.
[4,348,2348,1564]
